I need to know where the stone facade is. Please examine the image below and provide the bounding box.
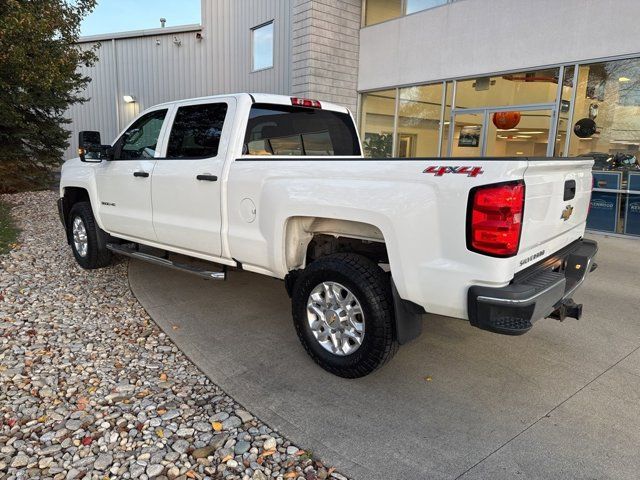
[291,0,362,114]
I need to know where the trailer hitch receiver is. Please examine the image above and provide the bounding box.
[549,298,582,322]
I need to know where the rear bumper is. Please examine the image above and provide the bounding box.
[468,239,598,335]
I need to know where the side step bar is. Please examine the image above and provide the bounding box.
[107,244,227,280]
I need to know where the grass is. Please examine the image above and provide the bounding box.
[0,200,19,255]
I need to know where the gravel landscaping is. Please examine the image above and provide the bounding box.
[0,191,346,480]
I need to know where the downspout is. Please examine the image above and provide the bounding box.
[112,38,121,131]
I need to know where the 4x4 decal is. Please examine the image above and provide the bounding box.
[423,166,484,177]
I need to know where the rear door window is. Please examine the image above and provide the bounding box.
[166,103,228,159]
[244,104,361,156]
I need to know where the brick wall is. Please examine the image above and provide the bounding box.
[291,0,361,114]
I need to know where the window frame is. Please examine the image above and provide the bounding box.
[251,20,275,73]
[162,102,230,160]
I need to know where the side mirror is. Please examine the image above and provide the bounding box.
[78,131,103,163]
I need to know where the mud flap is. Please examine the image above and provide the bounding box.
[392,281,425,345]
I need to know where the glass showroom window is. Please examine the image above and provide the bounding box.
[364,0,402,26]
[365,0,454,26]
[568,59,640,161]
[568,58,640,236]
[405,0,448,15]
[449,68,560,158]
[397,83,443,157]
[360,90,397,158]
[454,68,560,109]
[252,21,274,71]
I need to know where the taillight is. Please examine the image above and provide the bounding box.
[291,97,322,108]
[467,181,525,257]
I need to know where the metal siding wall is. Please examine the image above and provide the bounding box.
[200,0,292,95]
[64,0,292,159]
[65,42,119,159]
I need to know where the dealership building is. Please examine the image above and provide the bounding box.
[67,0,640,237]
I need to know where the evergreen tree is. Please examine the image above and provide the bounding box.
[0,0,96,191]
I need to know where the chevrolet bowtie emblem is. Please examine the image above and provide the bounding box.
[561,205,574,221]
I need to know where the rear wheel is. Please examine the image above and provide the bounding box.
[68,202,113,269]
[292,253,398,378]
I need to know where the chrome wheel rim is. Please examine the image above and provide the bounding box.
[72,216,88,258]
[306,281,365,356]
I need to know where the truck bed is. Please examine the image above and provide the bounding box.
[227,155,593,320]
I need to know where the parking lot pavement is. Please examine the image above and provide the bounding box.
[129,234,640,480]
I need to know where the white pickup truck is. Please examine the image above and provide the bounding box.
[59,93,598,377]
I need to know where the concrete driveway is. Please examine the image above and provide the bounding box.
[128,235,640,480]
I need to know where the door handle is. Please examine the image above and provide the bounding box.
[196,174,218,182]
[133,171,149,178]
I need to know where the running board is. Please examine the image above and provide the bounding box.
[107,244,227,280]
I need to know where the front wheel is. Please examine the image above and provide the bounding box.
[291,253,398,378]
[68,202,113,270]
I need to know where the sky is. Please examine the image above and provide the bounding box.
[80,0,201,37]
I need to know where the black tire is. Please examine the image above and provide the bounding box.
[292,253,398,378]
[68,202,113,269]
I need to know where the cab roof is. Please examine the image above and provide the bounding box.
[153,93,350,114]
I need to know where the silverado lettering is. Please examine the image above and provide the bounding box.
[519,250,546,266]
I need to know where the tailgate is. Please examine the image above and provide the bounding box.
[517,158,594,271]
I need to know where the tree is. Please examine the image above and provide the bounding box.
[0,0,96,192]
[362,133,393,158]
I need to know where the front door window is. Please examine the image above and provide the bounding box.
[114,109,167,160]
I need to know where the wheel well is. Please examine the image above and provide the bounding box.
[306,234,389,265]
[62,187,90,221]
[61,187,91,243]
[284,217,389,271]
[283,220,425,347]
